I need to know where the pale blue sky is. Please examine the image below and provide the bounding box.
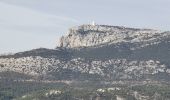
[0,0,170,53]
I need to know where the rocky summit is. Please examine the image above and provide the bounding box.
[1,24,170,100]
[59,24,169,49]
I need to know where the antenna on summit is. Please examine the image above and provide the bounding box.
[91,21,96,26]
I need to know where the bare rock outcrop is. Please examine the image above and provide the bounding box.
[59,24,170,48]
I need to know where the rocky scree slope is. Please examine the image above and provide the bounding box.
[1,24,170,81]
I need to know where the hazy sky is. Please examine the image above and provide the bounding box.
[0,0,170,53]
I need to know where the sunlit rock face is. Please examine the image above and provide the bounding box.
[59,24,169,48]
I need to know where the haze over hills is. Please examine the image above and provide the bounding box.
[1,24,170,100]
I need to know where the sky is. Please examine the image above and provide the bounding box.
[0,0,170,53]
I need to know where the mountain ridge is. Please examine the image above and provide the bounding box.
[59,24,168,49]
[0,24,170,81]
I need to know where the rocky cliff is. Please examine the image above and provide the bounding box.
[59,24,170,49]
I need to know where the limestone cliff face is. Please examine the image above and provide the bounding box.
[59,24,169,48]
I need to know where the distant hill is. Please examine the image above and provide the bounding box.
[1,24,170,81]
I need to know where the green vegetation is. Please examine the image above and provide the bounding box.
[131,84,170,98]
[0,79,68,100]
[1,77,170,100]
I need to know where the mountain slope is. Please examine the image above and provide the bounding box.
[0,24,170,81]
